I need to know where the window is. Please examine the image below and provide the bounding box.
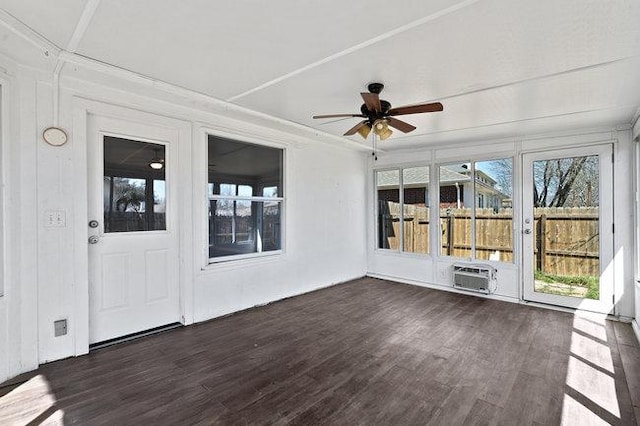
[376,170,399,250]
[376,167,430,254]
[439,159,513,262]
[103,137,166,233]
[208,135,283,260]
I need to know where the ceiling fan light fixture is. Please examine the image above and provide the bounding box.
[379,127,393,140]
[149,148,164,170]
[372,119,392,140]
[357,123,372,139]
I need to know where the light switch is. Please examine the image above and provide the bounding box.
[44,210,66,228]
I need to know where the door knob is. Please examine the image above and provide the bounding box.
[88,235,99,244]
[523,229,532,234]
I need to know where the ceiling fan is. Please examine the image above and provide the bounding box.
[312,83,443,140]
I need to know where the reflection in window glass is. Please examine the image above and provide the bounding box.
[263,186,278,197]
[439,163,471,257]
[262,201,281,251]
[377,170,400,249]
[402,166,429,254]
[475,159,513,263]
[103,137,166,233]
[208,135,283,259]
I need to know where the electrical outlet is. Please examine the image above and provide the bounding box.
[44,210,66,228]
[54,319,67,336]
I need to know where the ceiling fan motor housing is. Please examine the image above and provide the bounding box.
[360,100,392,122]
[367,82,384,94]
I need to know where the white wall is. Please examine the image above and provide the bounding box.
[368,132,637,318]
[0,51,368,382]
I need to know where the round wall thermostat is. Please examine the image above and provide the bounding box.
[43,127,68,146]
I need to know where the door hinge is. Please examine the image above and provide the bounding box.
[612,223,615,233]
[612,294,615,304]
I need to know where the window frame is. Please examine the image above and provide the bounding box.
[205,132,285,265]
[436,157,515,264]
[373,154,515,266]
[375,165,432,257]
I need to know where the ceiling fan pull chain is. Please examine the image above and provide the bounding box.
[372,133,378,161]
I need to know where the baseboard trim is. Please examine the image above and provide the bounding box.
[366,273,518,304]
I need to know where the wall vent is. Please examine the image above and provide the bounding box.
[453,264,497,294]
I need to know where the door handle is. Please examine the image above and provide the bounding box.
[88,235,100,244]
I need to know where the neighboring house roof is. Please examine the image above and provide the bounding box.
[377,166,510,200]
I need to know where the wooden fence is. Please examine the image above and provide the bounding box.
[380,203,599,276]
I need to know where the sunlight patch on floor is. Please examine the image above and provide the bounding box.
[561,393,609,426]
[561,313,620,424]
[569,332,614,373]
[572,314,608,342]
[0,374,60,424]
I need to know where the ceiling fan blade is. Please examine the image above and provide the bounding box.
[388,102,443,116]
[344,121,367,136]
[361,92,382,113]
[313,114,365,119]
[386,117,416,133]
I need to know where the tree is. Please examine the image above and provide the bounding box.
[486,156,599,208]
[112,177,146,212]
[533,156,599,208]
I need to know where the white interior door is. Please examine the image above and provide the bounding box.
[88,115,180,344]
[522,145,614,314]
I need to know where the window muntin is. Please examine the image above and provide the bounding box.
[208,135,283,260]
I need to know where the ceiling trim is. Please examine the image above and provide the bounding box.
[386,105,635,147]
[66,0,101,52]
[59,51,371,152]
[52,0,101,125]
[421,55,640,106]
[225,0,482,102]
[0,8,61,56]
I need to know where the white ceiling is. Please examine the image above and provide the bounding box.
[2,0,640,149]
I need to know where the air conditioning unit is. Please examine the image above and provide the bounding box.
[452,264,497,294]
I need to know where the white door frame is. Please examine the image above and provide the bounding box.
[522,144,614,314]
[72,99,193,355]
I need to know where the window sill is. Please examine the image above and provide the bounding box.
[201,250,284,272]
[372,249,433,260]
[437,256,517,269]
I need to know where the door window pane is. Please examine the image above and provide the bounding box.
[377,170,400,250]
[103,137,166,232]
[475,159,513,262]
[532,155,600,299]
[402,166,429,254]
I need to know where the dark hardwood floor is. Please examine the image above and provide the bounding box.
[1,277,639,425]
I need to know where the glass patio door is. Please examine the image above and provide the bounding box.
[522,145,614,313]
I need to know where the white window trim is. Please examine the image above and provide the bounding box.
[373,155,515,266]
[203,130,286,265]
[374,166,432,257]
